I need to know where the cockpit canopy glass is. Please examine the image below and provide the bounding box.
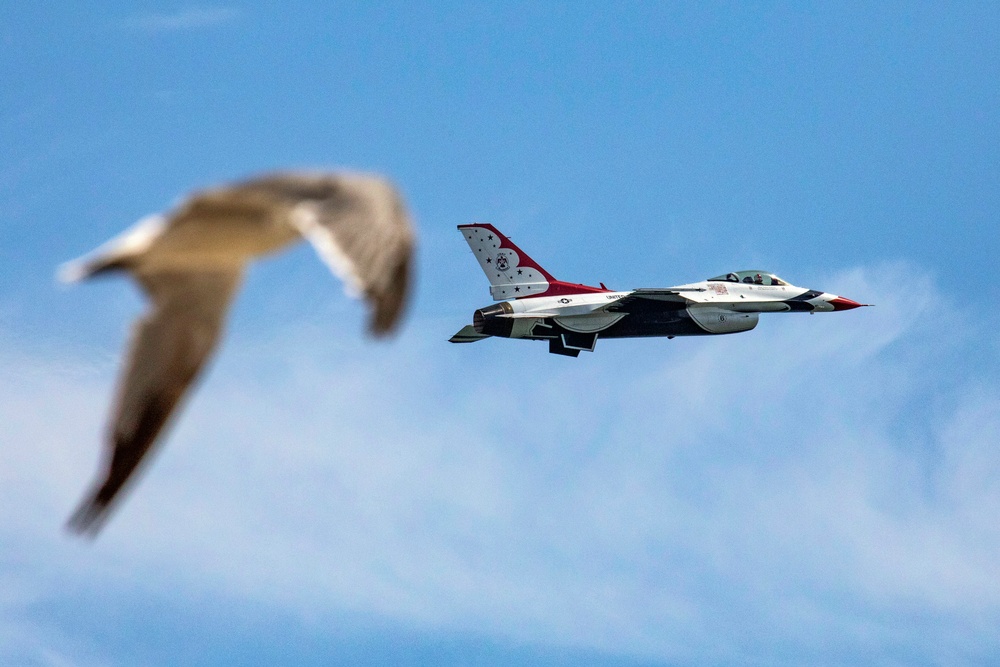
[708,270,788,286]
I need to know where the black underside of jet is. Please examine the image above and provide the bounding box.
[527,304,709,356]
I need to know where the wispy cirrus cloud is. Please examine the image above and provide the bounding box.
[123,7,239,32]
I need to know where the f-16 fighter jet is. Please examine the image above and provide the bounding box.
[450,223,868,357]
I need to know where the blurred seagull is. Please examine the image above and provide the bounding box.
[60,171,415,536]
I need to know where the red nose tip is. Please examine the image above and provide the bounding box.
[829,296,864,311]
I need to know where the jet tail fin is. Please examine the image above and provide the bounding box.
[449,325,489,343]
[457,223,609,300]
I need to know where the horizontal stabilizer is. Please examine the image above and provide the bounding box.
[449,325,489,343]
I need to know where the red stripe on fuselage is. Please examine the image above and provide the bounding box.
[524,280,611,298]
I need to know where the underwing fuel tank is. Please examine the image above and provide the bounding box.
[687,307,759,334]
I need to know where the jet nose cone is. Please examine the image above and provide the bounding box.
[828,296,865,311]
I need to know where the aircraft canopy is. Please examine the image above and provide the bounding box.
[708,270,788,286]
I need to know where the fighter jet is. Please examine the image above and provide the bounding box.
[450,223,869,357]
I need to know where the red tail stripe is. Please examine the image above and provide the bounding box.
[458,222,611,298]
[458,222,556,282]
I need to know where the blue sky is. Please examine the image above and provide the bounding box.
[2,2,999,665]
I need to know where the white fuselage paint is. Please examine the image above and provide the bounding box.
[494,280,836,338]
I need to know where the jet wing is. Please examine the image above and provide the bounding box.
[496,312,558,319]
[601,288,704,313]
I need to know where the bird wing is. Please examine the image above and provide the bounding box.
[178,172,414,335]
[273,174,414,336]
[67,269,242,536]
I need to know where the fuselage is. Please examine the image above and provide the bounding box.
[474,276,857,341]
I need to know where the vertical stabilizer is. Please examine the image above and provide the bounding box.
[457,223,608,300]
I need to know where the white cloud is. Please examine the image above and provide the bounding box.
[124,7,239,32]
[2,262,999,665]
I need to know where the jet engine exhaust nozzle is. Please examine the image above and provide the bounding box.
[473,303,514,337]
